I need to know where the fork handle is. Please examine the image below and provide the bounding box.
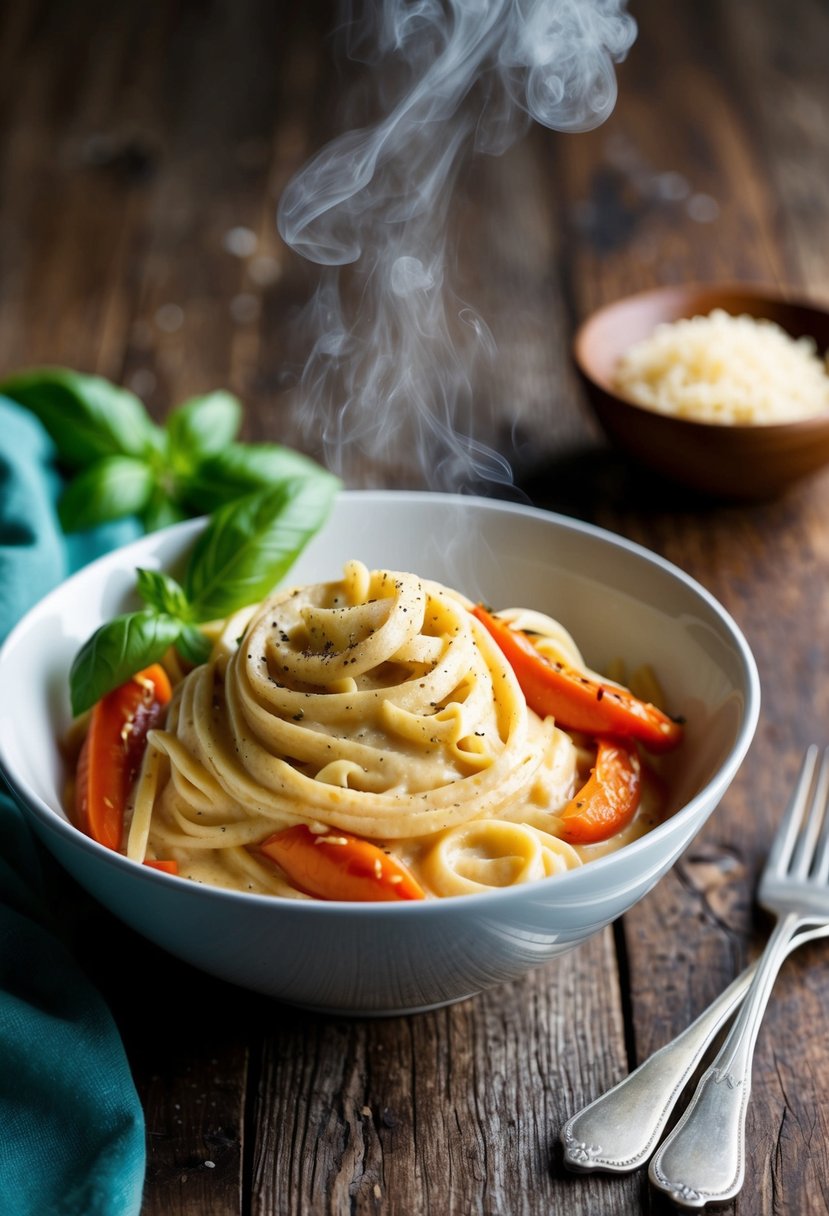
[648,911,801,1209]
[560,964,755,1173]
[560,920,829,1175]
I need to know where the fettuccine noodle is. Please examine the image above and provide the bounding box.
[123,561,663,898]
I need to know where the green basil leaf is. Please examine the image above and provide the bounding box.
[0,368,161,470]
[141,489,189,535]
[166,391,243,473]
[70,610,182,716]
[175,625,213,667]
[57,456,155,533]
[136,568,192,618]
[185,478,338,621]
[176,442,334,513]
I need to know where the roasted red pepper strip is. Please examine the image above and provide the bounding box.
[75,664,173,851]
[557,740,642,844]
[143,859,179,875]
[470,604,683,753]
[260,824,425,902]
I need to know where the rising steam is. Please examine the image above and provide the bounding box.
[278,0,636,490]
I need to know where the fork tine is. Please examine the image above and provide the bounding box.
[811,748,829,883]
[765,744,819,876]
[789,746,829,878]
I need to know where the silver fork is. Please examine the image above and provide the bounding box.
[648,744,829,1208]
[560,745,829,1205]
[559,924,829,1175]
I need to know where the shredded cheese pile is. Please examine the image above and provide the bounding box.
[612,309,829,424]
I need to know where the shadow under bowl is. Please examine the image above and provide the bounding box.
[573,283,829,501]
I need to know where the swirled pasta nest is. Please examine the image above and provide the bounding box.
[125,561,658,898]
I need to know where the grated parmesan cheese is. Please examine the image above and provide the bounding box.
[612,309,829,424]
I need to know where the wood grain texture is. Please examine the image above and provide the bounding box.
[246,931,640,1216]
[3,0,829,1212]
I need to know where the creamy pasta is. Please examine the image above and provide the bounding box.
[113,560,669,900]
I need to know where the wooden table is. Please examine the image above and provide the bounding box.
[3,1,829,1211]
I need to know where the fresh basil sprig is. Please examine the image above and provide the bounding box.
[69,476,338,716]
[69,611,184,719]
[0,368,329,532]
[0,368,160,469]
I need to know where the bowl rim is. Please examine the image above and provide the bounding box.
[572,280,829,435]
[0,489,762,915]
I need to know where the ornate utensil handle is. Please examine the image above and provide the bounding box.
[561,921,829,1178]
[648,912,802,1209]
[560,966,754,1173]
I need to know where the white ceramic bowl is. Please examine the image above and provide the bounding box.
[0,492,760,1015]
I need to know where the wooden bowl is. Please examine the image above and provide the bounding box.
[573,283,829,500]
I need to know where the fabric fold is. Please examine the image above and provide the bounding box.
[0,397,145,1216]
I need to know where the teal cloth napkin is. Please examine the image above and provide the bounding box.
[0,398,146,1216]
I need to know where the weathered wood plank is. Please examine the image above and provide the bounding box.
[249,931,637,1216]
[725,0,829,296]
